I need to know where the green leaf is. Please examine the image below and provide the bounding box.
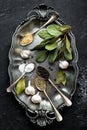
[36,50,48,63]
[64,35,72,60]
[47,24,63,37]
[45,41,57,51]
[64,49,72,60]
[38,29,53,39]
[48,48,58,64]
[16,78,25,95]
[59,25,71,33]
[65,35,72,53]
[56,69,66,86]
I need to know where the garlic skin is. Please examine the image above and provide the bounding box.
[59,60,69,69]
[25,81,35,96]
[31,92,42,104]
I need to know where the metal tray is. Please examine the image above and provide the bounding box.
[8,4,78,126]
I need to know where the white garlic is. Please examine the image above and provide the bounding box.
[18,63,26,73]
[31,92,42,104]
[24,63,35,73]
[25,81,35,95]
[20,50,31,59]
[59,60,69,69]
[15,48,31,59]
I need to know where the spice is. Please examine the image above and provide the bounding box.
[21,33,34,46]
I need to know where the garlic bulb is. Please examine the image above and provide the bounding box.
[15,48,31,59]
[25,81,35,95]
[59,60,69,69]
[31,92,42,104]
[20,50,31,59]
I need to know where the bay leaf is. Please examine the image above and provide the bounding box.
[16,78,25,95]
[65,35,72,53]
[47,24,63,37]
[38,29,53,39]
[64,49,72,60]
[64,35,72,60]
[59,25,71,33]
[48,48,58,64]
[45,41,57,51]
[56,69,66,86]
[36,50,48,63]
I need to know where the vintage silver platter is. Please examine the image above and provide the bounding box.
[8,4,78,126]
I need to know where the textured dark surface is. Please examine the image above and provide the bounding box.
[0,0,87,130]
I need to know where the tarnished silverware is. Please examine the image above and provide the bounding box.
[19,12,59,46]
[34,76,63,122]
[37,66,72,107]
[7,63,35,93]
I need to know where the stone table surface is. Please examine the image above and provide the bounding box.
[0,0,87,130]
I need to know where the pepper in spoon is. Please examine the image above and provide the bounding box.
[34,76,63,122]
[36,66,72,107]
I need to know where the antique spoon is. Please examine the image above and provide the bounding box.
[34,76,63,122]
[19,12,59,46]
[7,62,35,93]
[36,66,72,107]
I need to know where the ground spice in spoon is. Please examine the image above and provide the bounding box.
[21,33,34,46]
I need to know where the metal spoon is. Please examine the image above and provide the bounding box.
[34,76,63,122]
[7,62,35,93]
[19,12,59,46]
[33,12,59,34]
[36,66,72,107]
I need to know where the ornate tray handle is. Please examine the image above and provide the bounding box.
[26,109,55,126]
[27,4,59,20]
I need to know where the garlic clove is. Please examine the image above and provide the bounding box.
[25,81,35,95]
[18,63,26,73]
[31,92,42,104]
[25,86,35,95]
[59,60,69,69]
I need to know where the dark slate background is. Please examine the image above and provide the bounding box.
[0,0,87,130]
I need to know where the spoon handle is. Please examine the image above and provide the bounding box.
[7,72,25,93]
[44,90,63,122]
[33,12,59,34]
[48,78,72,106]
